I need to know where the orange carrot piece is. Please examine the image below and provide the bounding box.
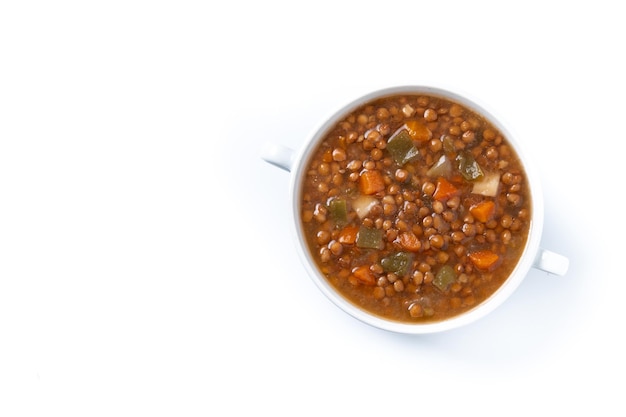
[359,170,385,195]
[469,200,496,223]
[469,250,500,270]
[398,232,422,252]
[405,120,432,142]
[338,226,359,245]
[352,265,376,285]
[432,177,459,201]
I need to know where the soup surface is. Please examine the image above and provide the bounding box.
[300,94,531,323]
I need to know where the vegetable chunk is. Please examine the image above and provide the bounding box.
[338,226,359,245]
[352,195,378,219]
[398,232,422,252]
[387,129,419,166]
[381,252,412,275]
[433,177,460,201]
[328,198,348,226]
[352,266,376,285]
[427,155,452,178]
[433,265,457,292]
[469,200,496,223]
[359,170,386,195]
[356,226,383,249]
[469,250,500,270]
[404,120,432,142]
[472,172,500,197]
[456,151,484,181]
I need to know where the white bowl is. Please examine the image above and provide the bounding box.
[262,85,569,334]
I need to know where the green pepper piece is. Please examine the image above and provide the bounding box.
[387,129,419,166]
[328,198,348,226]
[433,265,457,292]
[456,151,484,181]
[441,134,455,155]
[356,226,383,249]
[381,252,412,275]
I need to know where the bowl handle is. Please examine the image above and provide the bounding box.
[533,248,569,276]
[260,143,294,172]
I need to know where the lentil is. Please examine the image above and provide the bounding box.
[300,94,531,323]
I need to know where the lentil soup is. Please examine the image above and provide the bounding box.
[299,93,531,324]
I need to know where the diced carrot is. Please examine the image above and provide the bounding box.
[468,250,500,270]
[359,170,386,195]
[398,232,422,252]
[338,226,359,245]
[432,177,459,201]
[469,200,496,223]
[405,120,432,142]
[352,265,376,285]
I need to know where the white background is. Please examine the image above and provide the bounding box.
[1,1,623,415]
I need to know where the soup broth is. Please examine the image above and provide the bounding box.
[299,94,531,323]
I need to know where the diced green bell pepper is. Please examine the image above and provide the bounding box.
[433,265,457,292]
[441,134,456,155]
[456,151,484,181]
[356,226,383,249]
[381,252,412,275]
[387,129,419,166]
[328,198,348,226]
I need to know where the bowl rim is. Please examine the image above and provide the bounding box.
[288,85,544,334]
